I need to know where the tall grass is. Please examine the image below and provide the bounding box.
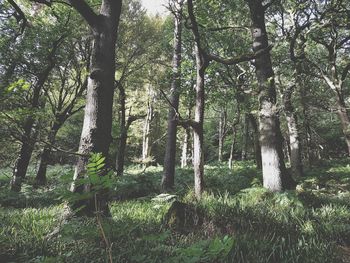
[0,160,349,262]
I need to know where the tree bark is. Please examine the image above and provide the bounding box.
[180,106,192,168]
[187,0,209,200]
[218,109,227,162]
[70,0,122,216]
[247,113,262,169]
[181,126,191,168]
[192,49,206,199]
[283,86,303,177]
[11,118,37,191]
[241,113,249,160]
[247,0,294,191]
[228,125,238,169]
[162,1,183,191]
[141,86,155,167]
[116,83,127,175]
[35,121,61,185]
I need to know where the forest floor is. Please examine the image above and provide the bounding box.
[1,160,350,263]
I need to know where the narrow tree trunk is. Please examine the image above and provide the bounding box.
[162,1,183,190]
[218,109,226,162]
[247,0,294,191]
[192,45,207,199]
[187,0,209,199]
[181,127,191,168]
[241,113,249,160]
[247,113,262,169]
[116,129,127,175]
[142,87,154,167]
[116,83,127,176]
[11,118,36,191]
[71,1,122,216]
[283,86,303,177]
[35,122,60,185]
[284,136,291,164]
[181,106,192,168]
[228,126,237,169]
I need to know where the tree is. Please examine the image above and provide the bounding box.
[114,1,162,176]
[304,0,350,156]
[68,0,123,216]
[35,40,89,185]
[162,0,184,191]
[246,0,295,191]
[10,34,66,191]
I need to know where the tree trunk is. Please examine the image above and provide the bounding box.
[35,121,61,185]
[142,86,155,167]
[218,109,226,162]
[335,96,350,155]
[181,106,192,168]
[283,86,303,177]
[247,0,294,191]
[70,0,122,216]
[181,127,191,168]
[192,45,207,200]
[228,126,237,169]
[162,1,183,191]
[10,118,36,191]
[116,83,127,176]
[247,113,262,169]
[116,129,127,175]
[187,0,209,200]
[241,113,249,160]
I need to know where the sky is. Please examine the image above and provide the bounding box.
[141,0,168,16]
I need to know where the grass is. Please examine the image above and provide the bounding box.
[0,160,349,262]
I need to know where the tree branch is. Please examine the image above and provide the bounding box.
[68,0,99,28]
[207,45,273,65]
[7,0,27,33]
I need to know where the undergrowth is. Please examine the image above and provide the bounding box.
[0,160,349,262]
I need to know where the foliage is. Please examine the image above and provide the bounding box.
[1,160,349,262]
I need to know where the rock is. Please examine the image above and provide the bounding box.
[152,193,177,203]
[163,201,203,233]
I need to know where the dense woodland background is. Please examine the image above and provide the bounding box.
[0,0,350,262]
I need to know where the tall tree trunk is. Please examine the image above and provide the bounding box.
[181,106,192,168]
[241,113,249,160]
[142,86,155,167]
[70,0,122,216]
[247,113,262,169]
[247,0,294,191]
[187,0,210,199]
[162,1,183,190]
[116,83,127,176]
[192,44,208,199]
[283,86,303,177]
[218,109,227,162]
[181,127,191,168]
[228,125,238,169]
